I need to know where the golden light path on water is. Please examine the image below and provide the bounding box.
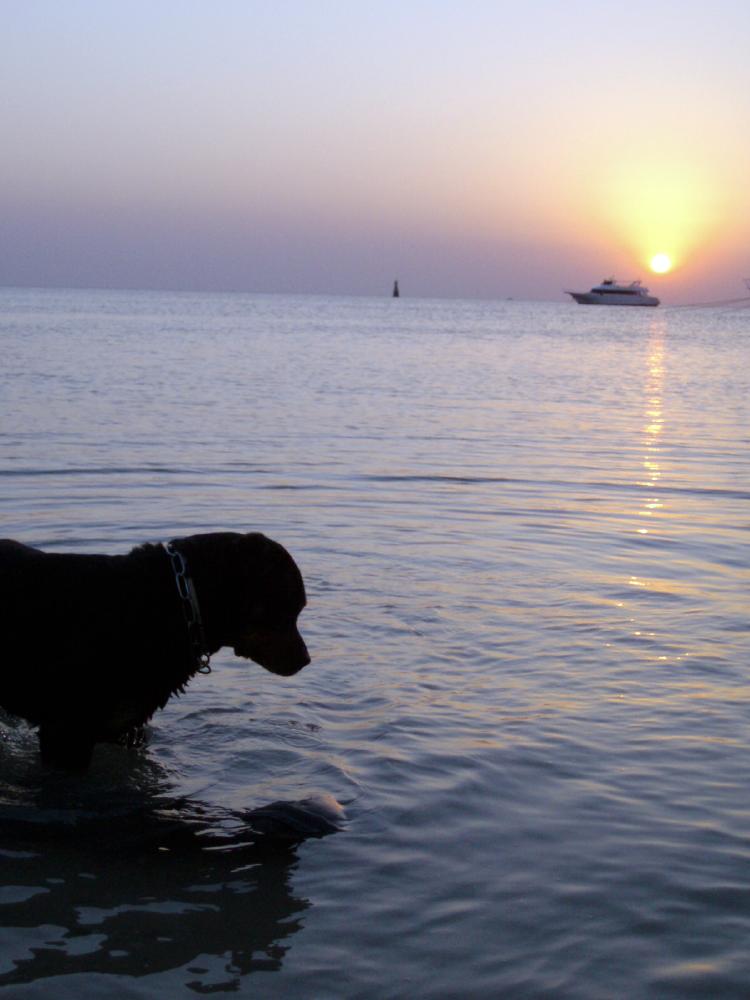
[631,320,665,628]
[641,319,666,497]
[625,319,691,669]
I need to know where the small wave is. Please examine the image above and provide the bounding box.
[0,466,184,478]
[0,464,274,478]
[356,472,750,501]
[259,483,332,491]
[4,466,746,503]
[359,473,513,485]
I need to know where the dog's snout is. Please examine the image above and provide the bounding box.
[234,626,310,676]
[281,631,310,674]
[292,644,311,672]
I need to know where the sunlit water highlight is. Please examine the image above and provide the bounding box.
[0,288,748,997]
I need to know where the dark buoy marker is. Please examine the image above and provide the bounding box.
[392,279,400,298]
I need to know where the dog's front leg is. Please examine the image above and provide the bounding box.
[38,723,95,770]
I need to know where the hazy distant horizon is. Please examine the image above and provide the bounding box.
[8,280,750,310]
[3,1,749,303]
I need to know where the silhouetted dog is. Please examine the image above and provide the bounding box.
[0,532,309,769]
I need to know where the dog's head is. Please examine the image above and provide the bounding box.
[176,532,310,677]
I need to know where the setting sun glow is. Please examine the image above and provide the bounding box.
[650,253,672,274]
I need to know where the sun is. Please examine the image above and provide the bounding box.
[650,253,672,274]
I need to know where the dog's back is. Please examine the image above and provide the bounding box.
[0,541,178,735]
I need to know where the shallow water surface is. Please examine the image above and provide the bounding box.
[0,288,748,997]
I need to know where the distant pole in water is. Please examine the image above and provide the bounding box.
[392,279,400,298]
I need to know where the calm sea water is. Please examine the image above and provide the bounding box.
[0,287,748,998]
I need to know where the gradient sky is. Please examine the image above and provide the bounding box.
[2,0,749,301]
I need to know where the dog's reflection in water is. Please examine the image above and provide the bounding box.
[0,791,345,989]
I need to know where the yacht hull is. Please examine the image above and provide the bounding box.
[568,291,659,306]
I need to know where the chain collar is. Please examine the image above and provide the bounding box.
[164,541,212,674]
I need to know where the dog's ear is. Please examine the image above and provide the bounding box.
[176,531,269,573]
[249,536,307,607]
[241,532,275,562]
[173,531,306,649]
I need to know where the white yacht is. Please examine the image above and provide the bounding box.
[566,278,660,307]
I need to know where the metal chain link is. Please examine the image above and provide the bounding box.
[165,541,212,674]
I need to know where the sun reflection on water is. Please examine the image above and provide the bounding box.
[613,318,686,664]
[636,320,668,540]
